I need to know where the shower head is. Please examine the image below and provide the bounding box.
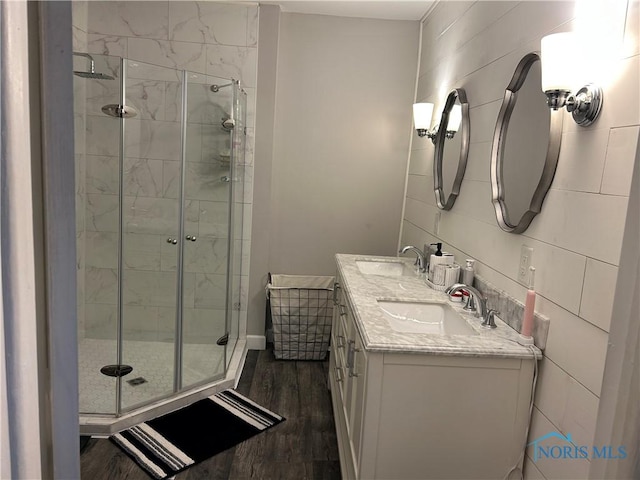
[74,70,115,80]
[73,52,115,80]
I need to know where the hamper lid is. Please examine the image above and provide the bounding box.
[268,274,335,290]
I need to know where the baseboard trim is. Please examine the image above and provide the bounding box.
[246,335,266,350]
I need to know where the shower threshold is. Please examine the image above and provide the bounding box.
[79,338,248,436]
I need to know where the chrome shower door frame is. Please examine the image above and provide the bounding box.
[77,58,245,417]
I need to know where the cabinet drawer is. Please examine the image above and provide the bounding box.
[329,350,356,480]
[349,330,367,471]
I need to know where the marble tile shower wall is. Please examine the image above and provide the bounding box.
[402,2,638,478]
[72,1,257,343]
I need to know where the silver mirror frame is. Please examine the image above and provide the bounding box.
[490,53,563,234]
[434,88,470,210]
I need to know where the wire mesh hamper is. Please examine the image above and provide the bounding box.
[267,274,335,360]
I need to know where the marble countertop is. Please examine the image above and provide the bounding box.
[336,254,540,360]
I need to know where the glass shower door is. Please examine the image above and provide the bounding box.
[119,59,182,410]
[226,83,247,366]
[76,53,122,415]
[179,73,233,389]
[77,55,244,414]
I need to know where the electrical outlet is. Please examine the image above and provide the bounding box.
[518,245,534,284]
[434,211,441,235]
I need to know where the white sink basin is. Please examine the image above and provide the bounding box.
[377,300,478,336]
[356,260,414,276]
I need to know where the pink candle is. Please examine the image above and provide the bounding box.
[522,267,536,338]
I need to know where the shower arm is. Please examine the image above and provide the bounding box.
[73,52,96,74]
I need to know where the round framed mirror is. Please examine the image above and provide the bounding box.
[434,88,470,210]
[490,53,563,234]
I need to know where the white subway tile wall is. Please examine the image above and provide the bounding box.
[402,1,638,477]
[601,126,640,195]
[579,259,619,332]
[524,457,546,480]
[526,407,591,478]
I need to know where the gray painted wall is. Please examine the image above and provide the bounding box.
[247,11,419,337]
[270,13,419,276]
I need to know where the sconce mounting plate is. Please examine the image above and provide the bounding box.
[567,84,603,127]
[417,127,438,143]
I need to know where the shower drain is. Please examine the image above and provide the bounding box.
[100,364,133,377]
[127,377,147,386]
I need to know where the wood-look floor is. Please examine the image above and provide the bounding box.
[80,349,341,480]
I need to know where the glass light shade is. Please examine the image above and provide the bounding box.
[413,103,434,130]
[447,104,462,132]
[540,32,577,92]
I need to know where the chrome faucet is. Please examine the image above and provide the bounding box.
[445,283,488,322]
[399,245,427,273]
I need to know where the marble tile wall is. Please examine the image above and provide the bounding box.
[73,1,257,344]
[401,2,639,478]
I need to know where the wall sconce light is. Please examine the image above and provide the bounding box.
[540,32,603,126]
[413,102,437,141]
[446,104,462,138]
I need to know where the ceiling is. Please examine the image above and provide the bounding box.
[259,1,436,21]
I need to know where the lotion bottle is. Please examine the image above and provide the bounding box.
[462,259,475,285]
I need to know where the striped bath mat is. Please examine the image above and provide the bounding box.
[110,389,285,479]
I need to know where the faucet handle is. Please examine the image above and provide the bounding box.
[482,309,500,329]
[463,293,475,312]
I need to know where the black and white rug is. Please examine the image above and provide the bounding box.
[110,389,285,479]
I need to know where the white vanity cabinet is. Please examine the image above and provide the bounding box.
[330,280,368,479]
[329,271,536,480]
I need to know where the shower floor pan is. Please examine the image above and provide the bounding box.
[78,337,247,436]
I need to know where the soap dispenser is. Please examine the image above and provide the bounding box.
[428,243,443,281]
[462,259,475,285]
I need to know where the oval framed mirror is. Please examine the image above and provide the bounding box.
[434,88,470,210]
[490,52,563,234]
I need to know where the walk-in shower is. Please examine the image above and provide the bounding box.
[73,53,247,430]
